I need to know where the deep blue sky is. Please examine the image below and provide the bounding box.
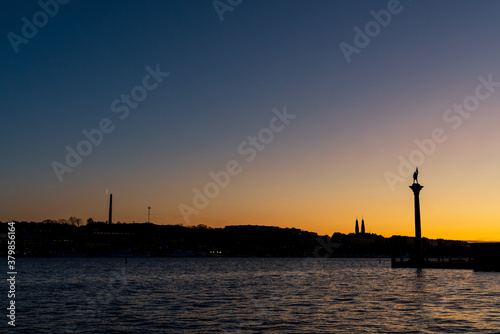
[2,0,500,240]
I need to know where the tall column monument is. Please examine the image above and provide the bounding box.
[410,167,423,266]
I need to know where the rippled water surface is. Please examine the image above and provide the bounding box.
[9,258,500,333]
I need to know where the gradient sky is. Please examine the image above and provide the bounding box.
[2,0,500,241]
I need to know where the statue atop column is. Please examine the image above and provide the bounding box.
[410,167,423,266]
[413,167,419,184]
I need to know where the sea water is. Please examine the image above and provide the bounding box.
[7,258,500,333]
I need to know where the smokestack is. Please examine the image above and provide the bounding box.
[108,194,112,224]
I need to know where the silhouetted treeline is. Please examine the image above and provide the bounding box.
[330,232,471,259]
[0,221,471,258]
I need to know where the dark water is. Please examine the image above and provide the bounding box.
[7,258,500,333]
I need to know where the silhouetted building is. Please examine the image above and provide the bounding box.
[361,218,365,234]
[355,218,359,234]
[0,221,476,260]
[472,243,500,271]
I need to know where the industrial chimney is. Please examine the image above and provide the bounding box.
[108,193,112,224]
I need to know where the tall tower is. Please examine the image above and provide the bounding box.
[410,169,423,266]
[108,193,113,225]
[361,217,365,234]
[355,218,359,234]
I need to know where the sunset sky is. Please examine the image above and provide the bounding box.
[1,0,500,241]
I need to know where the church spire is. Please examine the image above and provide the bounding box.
[361,217,365,234]
[355,218,359,234]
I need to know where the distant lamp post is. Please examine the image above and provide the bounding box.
[148,206,151,224]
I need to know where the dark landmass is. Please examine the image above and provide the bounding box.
[0,220,472,259]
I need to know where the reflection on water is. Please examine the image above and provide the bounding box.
[9,258,500,333]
